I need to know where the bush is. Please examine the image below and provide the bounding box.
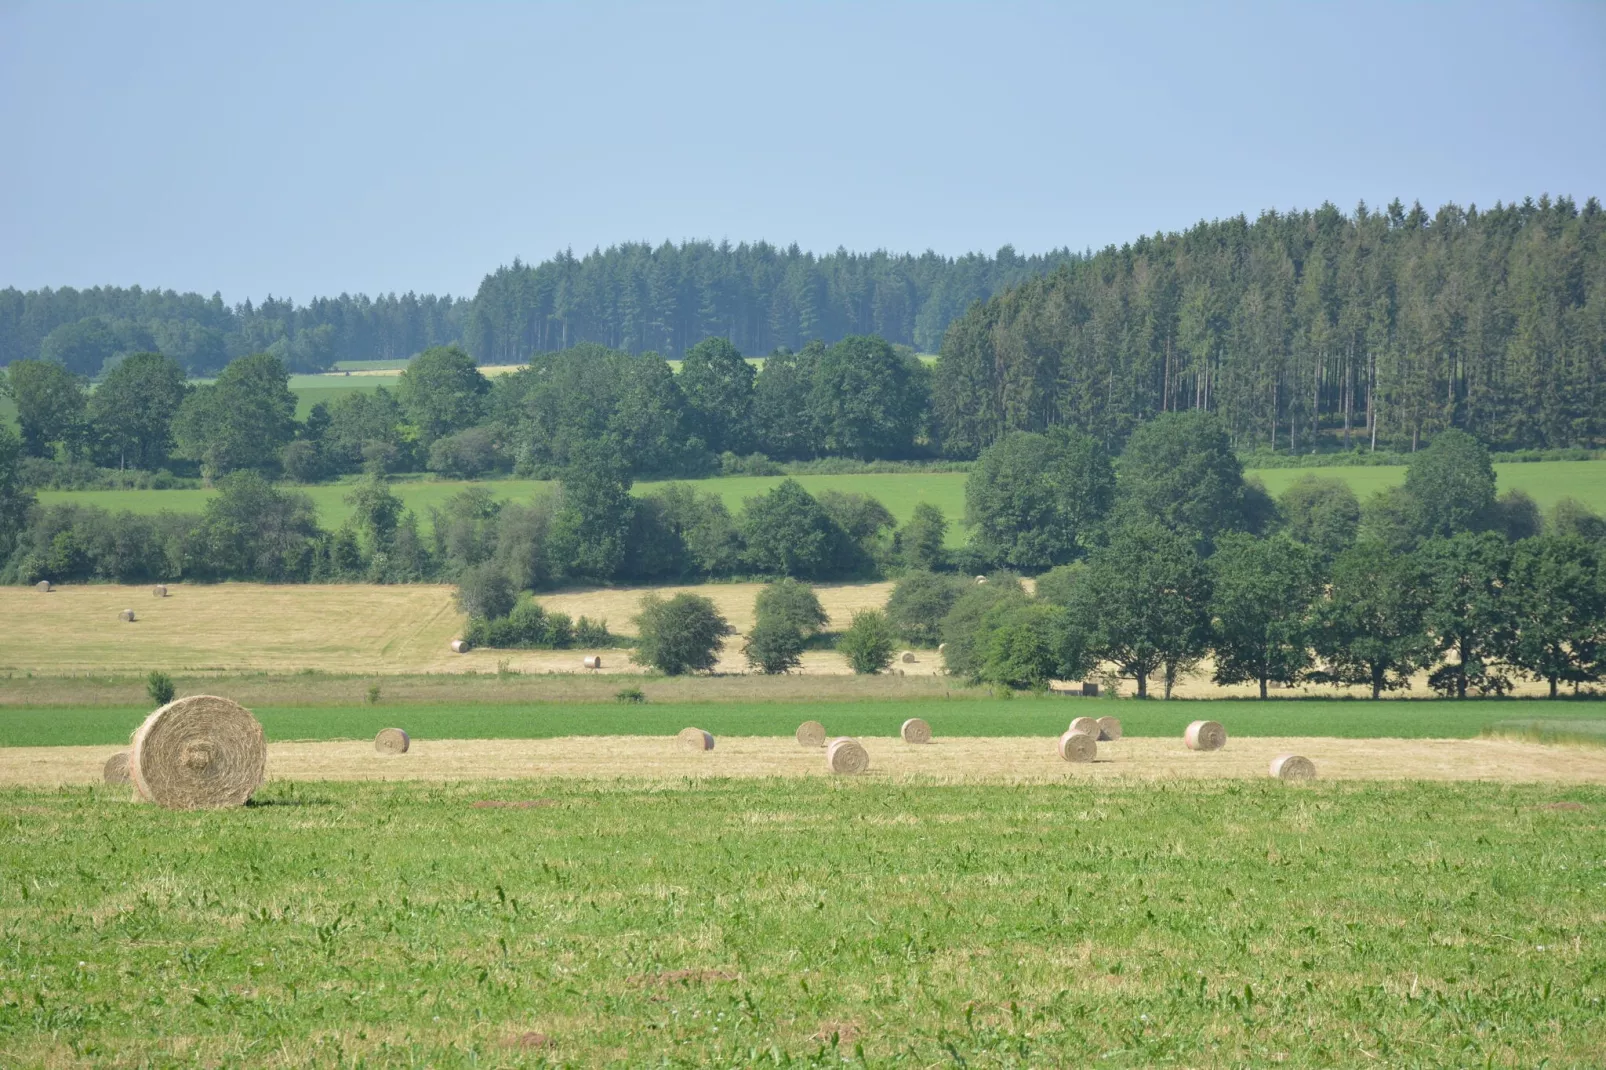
[575,616,611,646]
[938,576,1027,679]
[980,601,1087,690]
[837,609,895,674]
[427,426,506,479]
[894,502,948,570]
[719,451,783,477]
[753,578,828,636]
[630,593,733,675]
[743,617,807,674]
[146,670,176,706]
[454,563,516,621]
[463,598,604,650]
[279,439,326,483]
[885,570,965,645]
[614,686,646,704]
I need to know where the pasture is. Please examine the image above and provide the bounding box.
[32,461,1606,540]
[0,776,1601,1065]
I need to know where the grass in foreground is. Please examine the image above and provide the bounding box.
[4,697,1605,748]
[1,779,1601,1066]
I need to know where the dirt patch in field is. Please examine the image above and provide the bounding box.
[628,968,739,987]
[5,736,1604,788]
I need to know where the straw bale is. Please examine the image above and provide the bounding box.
[583,655,603,670]
[1097,716,1122,742]
[974,575,987,585]
[450,639,470,654]
[1057,729,1096,763]
[678,727,715,751]
[102,752,130,784]
[374,727,411,754]
[129,695,266,809]
[152,584,168,598]
[1185,720,1227,751]
[1068,716,1101,738]
[900,717,932,744]
[36,580,51,593]
[1270,754,1316,781]
[795,720,826,748]
[826,737,870,774]
[900,651,917,664]
[119,609,137,622]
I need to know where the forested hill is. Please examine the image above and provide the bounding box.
[0,243,1078,375]
[935,196,1606,455]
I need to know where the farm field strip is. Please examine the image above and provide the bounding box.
[1,778,1601,1065]
[32,460,1606,535]
[5,697,1605,748]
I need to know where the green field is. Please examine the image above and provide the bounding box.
[4,696,1604,748]
[32,461,1606,540]
[2,777,1600,1065]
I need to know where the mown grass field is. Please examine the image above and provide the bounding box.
[1,777,1601,1065]
[4,696,1605,748]
[33,461,1606,539]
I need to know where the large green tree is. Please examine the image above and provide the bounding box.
[0,423,34,563]
[965,428,1115,569]
[631,593,733,675]
[172,353,298,478]
[740,479,852,579]
[1115,412,1252,544]
[678,337,755,454]
[1278,475,1360,561]
[1311,542,1433,699]
[547,441,634,582]
[87,352,188,470]
[808,336,927,460]
[1403,429,1497,538]
[1501,535,1605,697]
[1208,534,1320,698]
[395,345,490,444]
[1417,532,1514,697]
[6,359,86,458]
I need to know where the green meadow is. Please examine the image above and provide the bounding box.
[1,777,1600,1066]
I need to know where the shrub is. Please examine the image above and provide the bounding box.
[614,686,646,704]
[427,426,506,479]
[575,616,612,646]
[146,670,176,706]
[454,562,515,621]
[894,502,948,571]
[837,609,895,674]
[938,576,1027,679]
[885,570,965,646]
[630,593,733,675]
[743,618,807,674]
[753,578,828,636]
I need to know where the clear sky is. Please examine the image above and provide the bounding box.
[2,1,1602,303]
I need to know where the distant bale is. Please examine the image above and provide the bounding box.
[152,584,168,598]
[1270,754,1316,781]
[583,655,603,670]
[374,727,411,754]
[974,575,987,585]
[795,720,826,748]
[450,639,470,654]
[129,695,266,810]
[1057,729,1096,763]
[900,717,932,744]
[900,651,917,664]
[119,609,137,622]
[36,580,51,593]
[678,727,715,752]
[1097,716,1122,742]
[102,752,130,784]
[937,643,946,654]
[826,737,870,774]
[1068,716,1101,739]
[1184,720,1227,752]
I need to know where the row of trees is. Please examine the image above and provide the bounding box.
[0,287,469,376]
[936,195,1606,453]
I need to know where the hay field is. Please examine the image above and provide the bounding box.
[2,776,1601,1065]
[7,733,1605,788]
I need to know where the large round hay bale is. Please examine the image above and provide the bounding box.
[1068,716,1101,738]
[102,752,130,784]
[119,608,137,622]
[449,639,470,654]
[974,575,987,585]
[937,643,946,654]
[1057,729,1096,763]
[1097,716,1122,742]
[678,727,714,751]
[795,720,826,748]
[826,737,869,774]
[374,727,411,754]
[36,580,52,593]
[900,717,932,744]
[1270,754,1316,781]
[1184,720,1227,751]
[129,695,266,809]
[152,584,168,598]
[900,651,917,664]
[583,655,603,670]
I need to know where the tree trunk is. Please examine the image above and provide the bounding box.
[1135,671,1148,699]
[1549,676,1558,699]
[1259,675,1268,700]
[1371,665,1383,700]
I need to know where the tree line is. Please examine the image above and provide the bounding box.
[935,195,1605,454]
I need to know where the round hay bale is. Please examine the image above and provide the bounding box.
[36,580,52,593]
[583,655,603,670]
[937,642,946,654]
[119,608,137,622]
[974,575,987,585]
[102,751,130,784]
[1270,754,1316,781]
[1068,716,1101,738]
[900,717,932,744]
[374,727,411,754]
[1057,729,1096,763]
[678,727,714,752]
[900,651,917,664]
[153,584,168,598]
[450,639,470,654]
[826,737,869,774]
[129,695,266,809]
[1097,716,1123,742]
[1184,720,1227,752]
[795,720,827,748]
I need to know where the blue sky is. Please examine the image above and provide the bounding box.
[1,1,1601,301]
